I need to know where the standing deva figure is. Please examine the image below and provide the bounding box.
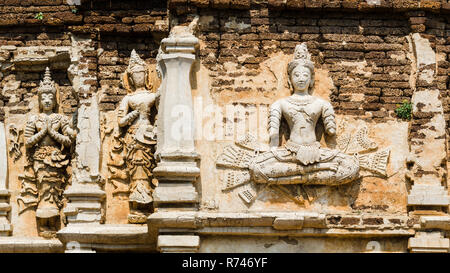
[108,50,159,223]
[18,67,76,238]
[218,43,360,191]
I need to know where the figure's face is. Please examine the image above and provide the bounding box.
[290,66,311,92]
[131,70,146,89]
[40,92,55,112]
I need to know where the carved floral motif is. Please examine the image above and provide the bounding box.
[8,124,22,161]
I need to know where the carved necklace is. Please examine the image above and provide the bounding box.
[37,113,61,123]
[286,96,315,124]
[286,95,314,106]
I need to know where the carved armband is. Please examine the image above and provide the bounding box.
[26,129,47,148]
[322,103,336,135]
[49,117,72,147]
[61,118,76,140]
[119,110,139,127]
[24,119,45,148]
[268,106,281,134]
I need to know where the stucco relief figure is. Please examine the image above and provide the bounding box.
[258,44,360,185]
[108,50,158,224]
[217,44,362,203]
[17,68,76,238]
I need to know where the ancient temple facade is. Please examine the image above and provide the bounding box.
[0,0,448,253]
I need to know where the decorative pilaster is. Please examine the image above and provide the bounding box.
[406,33,449,211]
[157,235,200,253]
[63,34,105,224]
[152,27,200,209]
[0,122,11,236]
[405,32,450,253]
[63,94,105,224]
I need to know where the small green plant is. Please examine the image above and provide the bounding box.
[395,100,412,120]
[35,12,44,20]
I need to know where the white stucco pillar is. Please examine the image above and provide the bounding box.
[152,31,200,209]
[64,94,105,224]
[62,35,105,225]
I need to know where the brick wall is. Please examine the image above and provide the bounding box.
[0,0,447,143]
[180,7,415,123]
[0,0,169,121]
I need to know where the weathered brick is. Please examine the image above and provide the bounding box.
[362,217,384,225]
[409,17,426,25]
[411,24,426,33]
[341,217,360,225]
[286,0,304,9]
[230,0,250,9]
[190,0,210,7]
[304,0,322,8]
[382,88,403,97]
[365,51,386,59]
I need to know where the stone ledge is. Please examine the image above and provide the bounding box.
[159,226,415,238]
[408,231,449,253]
[420,216,450,230]
[148,211,327,229]
[0,237,64,253]
[148,211,415,235]
[157,235,200,252]
[57,224,152,246]
[11,46,71,72]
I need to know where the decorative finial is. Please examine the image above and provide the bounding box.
[287,42,315,77]
[38,67,56,95]
[127,49,147,73]
[293,43,312,62]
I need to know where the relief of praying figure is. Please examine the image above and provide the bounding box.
[108,50,159,224]
[217,44,360,199]
[18,67,76,238]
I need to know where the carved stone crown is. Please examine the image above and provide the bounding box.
[127,49,147,73]
[38,67,56,95]
[287,43,315,76]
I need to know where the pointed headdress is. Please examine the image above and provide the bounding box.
[38,67,56,95]
[127,49,147,73]
[287,43,315,93]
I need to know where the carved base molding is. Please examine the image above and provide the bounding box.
[0,122,11,237]
[153,183,199,206]
[64,184,106,224]
[420,216,450,230]
[0,237,63,253]
[148,211,419,252]
[407,185,450,208]
[153,154,200,209]
[1,213,450,252]
[157,235,200,253]
[408,232,450,253]
[57,224,154,253]
[0,190,11,236]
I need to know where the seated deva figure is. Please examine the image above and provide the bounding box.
[108,50,158,223]
[217,44,359,188]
